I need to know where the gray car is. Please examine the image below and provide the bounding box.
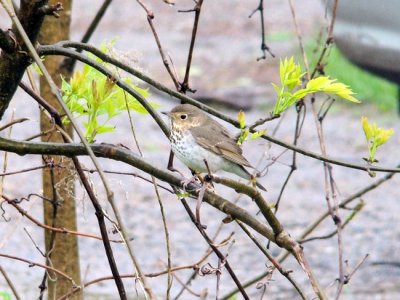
[325,0,400,84]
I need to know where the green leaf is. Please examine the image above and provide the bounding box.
[96,125,116,134]
[272,57,360,116]
[176,191,190,198]
[306,76,332,91]
[237,128,249,145]
[237,110,246,129]
[292,88,309,100]
[361,116,394,164]
[251,130,266,140]
[61,39,159,142]
[361,116,372,140]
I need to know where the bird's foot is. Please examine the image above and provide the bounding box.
[203,174,215,191]
[181,174,201,192]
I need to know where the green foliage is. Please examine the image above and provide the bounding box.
[0,292,11,300]
[31,62,43,75]
[175,191,190,198]
[61,41,158,143]
[361,116,394,164]
[236,110,266,145]
[308,45,397,111]
[272,57,360,115]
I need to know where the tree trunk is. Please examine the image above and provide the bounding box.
[39,1,81,299]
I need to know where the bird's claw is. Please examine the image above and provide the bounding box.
[181,175,200,192]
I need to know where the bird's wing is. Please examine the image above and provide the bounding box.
[190,119,253,168]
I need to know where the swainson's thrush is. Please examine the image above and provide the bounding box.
[164,104,266,191]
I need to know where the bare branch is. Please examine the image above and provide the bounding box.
[0,253,77,287]
[249,0,275,60]
[37,42,400,174]
[0,117,30,132]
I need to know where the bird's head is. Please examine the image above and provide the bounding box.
[163,104,207,130]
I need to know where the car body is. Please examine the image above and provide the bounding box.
[325,0,400,84]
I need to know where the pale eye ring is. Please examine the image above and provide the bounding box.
[180,114,188,120]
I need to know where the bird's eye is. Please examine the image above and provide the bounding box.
[180,114,188,120]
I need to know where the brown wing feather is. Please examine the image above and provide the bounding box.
[190,119,252,168]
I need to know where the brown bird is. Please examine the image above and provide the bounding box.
[164,104,266,191]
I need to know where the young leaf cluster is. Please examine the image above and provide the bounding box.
[236,110,266,145]
[272,57,360,115]
[361,116,394,164]
[61,41,157,143]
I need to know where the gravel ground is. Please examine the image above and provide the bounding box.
[1,1,400,299]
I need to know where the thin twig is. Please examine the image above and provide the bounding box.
[180,0,204,93]
[249,0,275,60]
[62,0,113,72]
[36,43,400,174]
[2,195,124,243]
[344,254,369,285]
[80,167,174,194]
[237,221,307,300]
[221,168,397,299]
[0,253,77,287]
[0,11,133,296]
[288,0,310,79]
[0,117,30,132]
[179,197,250,300]
[0,265,21,300]
[19,74,128,297]
[273,104,305,213]
[310,0,339,79]
[174,195,245,299]
[152,176,173,300]
[59,252,213,300]
[300,200,364,243]
[136,0,180,89]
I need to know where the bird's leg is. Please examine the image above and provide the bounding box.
[167,150,184,176]
[195,183,208,229]
[189,159,216,228]
[202,159,215,188]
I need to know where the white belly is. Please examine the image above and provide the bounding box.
[171,133,226,174]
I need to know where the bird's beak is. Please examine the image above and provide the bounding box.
[161,111,171,117]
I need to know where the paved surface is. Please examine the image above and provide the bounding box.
[0,1,400,299]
